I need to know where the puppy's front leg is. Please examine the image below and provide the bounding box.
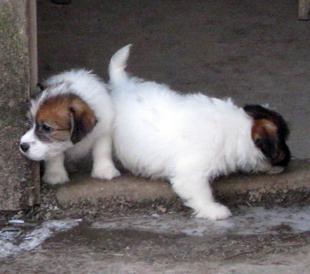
[170,171,232,220]
[43,153,69,184]
[91,135,120,180]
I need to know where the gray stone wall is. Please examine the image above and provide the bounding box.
[0,0,39,210]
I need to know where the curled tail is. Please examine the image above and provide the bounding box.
[109,44,132,85]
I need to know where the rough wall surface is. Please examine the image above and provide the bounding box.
[0,0,38,210]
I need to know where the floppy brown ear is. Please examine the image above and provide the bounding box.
[69,98,97,144]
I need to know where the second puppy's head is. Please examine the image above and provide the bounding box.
[244,104,291,170]
[20,86,97,161]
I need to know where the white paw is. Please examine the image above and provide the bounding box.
[194,203,232,220]
[91,164,121,180]
[43,171,69,185]
[267,166,285,174]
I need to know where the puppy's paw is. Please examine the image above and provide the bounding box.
[267,166,285,174]
[194,203,232,220]
[91,164,121,180]
[43,171,69,185]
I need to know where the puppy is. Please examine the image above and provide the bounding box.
[109,45,291,220]
[20,69,120,184]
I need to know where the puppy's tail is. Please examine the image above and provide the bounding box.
[109,44,132,85]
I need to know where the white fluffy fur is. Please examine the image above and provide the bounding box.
[20,69,120,184]
[109,45,271,220]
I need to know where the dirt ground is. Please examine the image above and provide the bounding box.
[1,211,310,273]
[1,0,310,273]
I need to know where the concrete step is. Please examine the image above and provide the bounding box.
[55,159,310,209]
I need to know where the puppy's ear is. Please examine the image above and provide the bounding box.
[37,83,45,92]
[69,98,97,144]
[29,83,45,100]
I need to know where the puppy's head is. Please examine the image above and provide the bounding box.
[20,92,97,161]
[244,105,290,169]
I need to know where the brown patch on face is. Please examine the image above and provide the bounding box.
[251,119,277,141]
[35,93,97,144]
[244,105,291,167]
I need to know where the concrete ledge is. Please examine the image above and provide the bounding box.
[215,159,310,206]
[56,173,174,205]
[55,159,310,208]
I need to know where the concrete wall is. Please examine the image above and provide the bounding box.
[0,0,39,210]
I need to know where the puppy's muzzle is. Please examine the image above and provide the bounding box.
[20,142,30,153]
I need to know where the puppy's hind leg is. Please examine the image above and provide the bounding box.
[91,135,120,180]
[170,170,231,220]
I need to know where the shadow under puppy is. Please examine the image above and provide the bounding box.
[20,69,120,184]
[109,45,291,220]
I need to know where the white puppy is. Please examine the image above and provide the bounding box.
[109,45,291,220]
[20,69,120,184]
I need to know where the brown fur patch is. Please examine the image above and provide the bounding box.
[35,93,97,143]
[251,119,277,141]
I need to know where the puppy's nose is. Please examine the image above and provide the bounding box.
[20,142,30,153]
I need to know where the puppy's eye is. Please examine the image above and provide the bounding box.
[42,124,53,133]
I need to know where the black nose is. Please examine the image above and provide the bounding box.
[20,142,30,153]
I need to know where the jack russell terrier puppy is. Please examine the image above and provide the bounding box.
[108,45,290,220]
[20,69,120,184]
